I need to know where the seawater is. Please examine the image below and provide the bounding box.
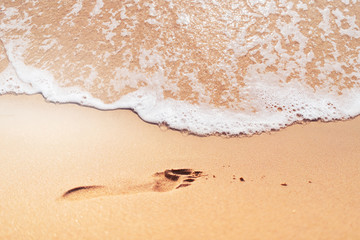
[1,0,360,135]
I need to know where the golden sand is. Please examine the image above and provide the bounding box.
[0,94,359,239]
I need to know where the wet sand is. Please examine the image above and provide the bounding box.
[0,94,359,240]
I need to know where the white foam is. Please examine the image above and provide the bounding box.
[0,64,38,95]
[296,2,308,10]
[90,0,104,17]
[2,54,359,136]
[318,7,333,36]
[176,13,191,25]
[1,1,360,135]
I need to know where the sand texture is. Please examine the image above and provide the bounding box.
[0,94,359,240]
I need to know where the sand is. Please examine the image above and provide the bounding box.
[0,93,359,240]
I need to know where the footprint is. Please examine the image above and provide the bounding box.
[61,169,204,201]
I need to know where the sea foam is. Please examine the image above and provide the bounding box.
[1,0,360,135]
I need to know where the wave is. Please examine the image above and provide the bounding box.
[1,0,360,135]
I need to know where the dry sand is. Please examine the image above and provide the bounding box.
[0,94,359,240]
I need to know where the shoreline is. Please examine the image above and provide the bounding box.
[1,93,359,239]
[4,92,360,138]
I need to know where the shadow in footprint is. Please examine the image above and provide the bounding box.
[61,169,204,201]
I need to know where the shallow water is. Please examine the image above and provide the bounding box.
[1,0,360,135]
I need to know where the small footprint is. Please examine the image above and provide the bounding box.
[61,169,204,201]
